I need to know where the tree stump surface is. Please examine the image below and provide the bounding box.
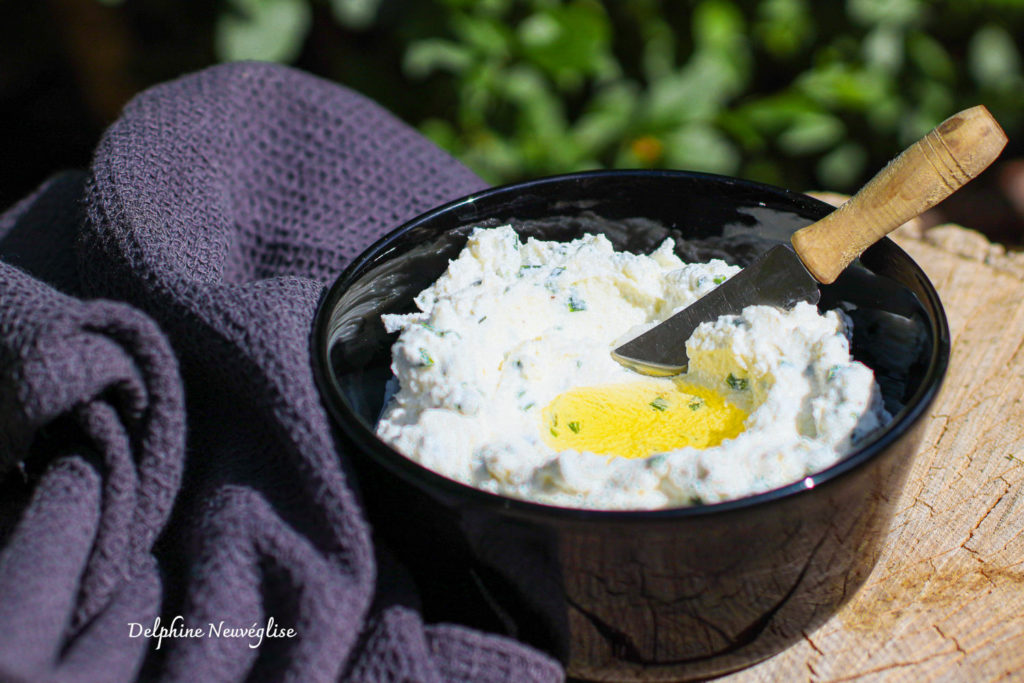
[725,219,1024,682]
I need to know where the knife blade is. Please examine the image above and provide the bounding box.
[612,105,1007,376]
[611,245,819,376]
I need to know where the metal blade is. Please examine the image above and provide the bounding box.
[612,245,820,376]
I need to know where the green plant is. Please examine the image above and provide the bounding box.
[100,0,1024,191]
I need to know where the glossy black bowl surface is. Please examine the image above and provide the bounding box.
[312,170,949,681]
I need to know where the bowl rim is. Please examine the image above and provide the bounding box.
[312,169,951,523]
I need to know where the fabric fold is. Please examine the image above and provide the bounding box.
[0,246,184,681]
[61,60,562,681]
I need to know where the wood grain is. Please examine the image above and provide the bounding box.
[723,222,1024,681]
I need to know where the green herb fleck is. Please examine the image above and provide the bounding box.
[568,294,587,312]
[688,398,704,411]
[478,316,487,324]
[650,397,669,411]
[568,421,581,434]
[713,275,727,285]
[419,322,458,338]
[550,427,559,437]
[522,402,535,411]
[549,266,565,277]
[826,365,840,381]
[418,349,434,367]
[726,373,748,390]
[648,454,667,467]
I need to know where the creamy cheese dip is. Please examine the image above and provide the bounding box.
[376,226,890,510]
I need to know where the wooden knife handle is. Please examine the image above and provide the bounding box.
[791,105,1008,284]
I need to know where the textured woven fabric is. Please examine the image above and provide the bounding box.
[0,62,563,682]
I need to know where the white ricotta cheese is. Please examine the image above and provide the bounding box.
[375,226,890,510]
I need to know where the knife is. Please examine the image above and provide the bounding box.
[612,105,1007,376]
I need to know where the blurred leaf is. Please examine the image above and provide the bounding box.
[968,24,1022,89]
[661,123,740,174]
[862,25,904,72]
[419,118,460,153]
[797,63,893,110]
[907,31,956,82]
[457,61,502,129]
[847,0,926,27]
[817,142,867,190]
[754,0,814,58]
[462,131,527,183]
[440,0,512,12]
[641,0,750,132]
[693,0,746,54]
[571,82,639,157]
[517,1,612,85]
[451,13,513,59]
[215,0,311,63]
[777,113,845,154]
[328,0,380,29]
[499,66,576,171]
[404,39,474,78]
[736,92,822,132]
[640,17,676,81]
[901,80,953,143]
[717,110,766,152]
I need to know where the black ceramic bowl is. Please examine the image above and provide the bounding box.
[312,170,949,681]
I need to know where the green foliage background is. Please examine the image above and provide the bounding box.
[108,0,1024,192]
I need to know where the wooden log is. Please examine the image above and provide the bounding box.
[725,225,1024,682]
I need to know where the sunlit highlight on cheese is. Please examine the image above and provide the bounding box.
[541,380,747,459]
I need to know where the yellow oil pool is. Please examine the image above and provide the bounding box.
[541,380,747,459]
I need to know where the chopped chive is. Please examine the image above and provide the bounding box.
[568,421,581,434]
[478,316,487,324]
[522,402,535,411]
[418,349,434,367]
[550,427,559,437]
[568,294,587,312]
[549,266,565,277]
[826,365,840,381]
[650,397,669,411]
[726,373,748,390]
[648,454,666,467]
[419,323,458,338]
[713,275,726,285]
[688,398,704,411]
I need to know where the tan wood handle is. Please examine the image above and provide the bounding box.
[791,105,1008,284]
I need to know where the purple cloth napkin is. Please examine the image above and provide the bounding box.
[0,62,563,682]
